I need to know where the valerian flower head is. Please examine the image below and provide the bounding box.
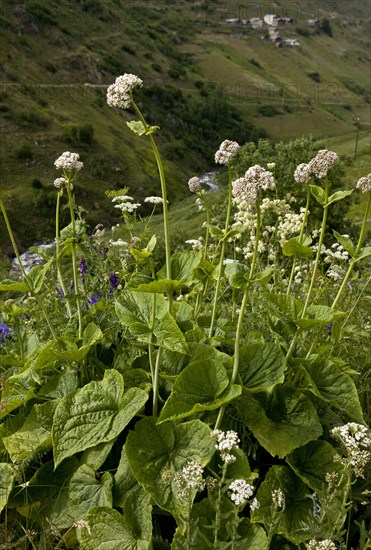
[309,149,339,179]
[294,162,311,184]
[306,540,337,550]
[232,165,274,203]
[172,460,205,500]
[215,140,240,165]
[188,176,202,193]
[107,73,143,109]
[356,173,371,193]
[228,479,254,506]
[212,429,240,462]
[114,202,141,213]
[54,177,71,190]
[54,151,84,172]
[331,422,371,477]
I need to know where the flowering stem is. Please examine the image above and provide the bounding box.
[286,184,311,295]
[215,199,261,429]
[199,190,211,259]
[209,166,233,336]
[0,199,58,340]
[286,178,329,361]
[130,98,172,311]
[331,191,371,310]
[55,191,72,317]
[213,462,228,548]
[66,178,83,339]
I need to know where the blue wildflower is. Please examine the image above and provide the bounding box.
[87,295,100,307]
[0,323,12,344]
[79,259,87,283]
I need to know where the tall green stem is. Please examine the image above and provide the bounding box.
[214,199,261,429]
[66,180,83,339]
[0,199,58,340]
[199,190,211,259]
[331,192,371,310]
[209,166,233,336]
[55,191,72,317]
[286,179,329,361]
[213,462,228,548]
[286,185,311,295]
[130,99,172,296]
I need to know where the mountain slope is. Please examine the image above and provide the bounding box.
[0,0,370,250]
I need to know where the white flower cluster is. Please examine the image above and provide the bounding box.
[112,195,141,214]
[54,151,84,172]
[232,165,275,203]
[324,240,350,264]
[144,196,163,204]
[294,162,312,184]
[109,238,129,247]
[172,460,205,500]
[212,429,240,463]
[185,238,204,250]
[326,265,345,282]
[54,177,71,191]
[232,197,304,261]
[309,149,339,179]
[306,540,337,550]
[332,422,371,478]
[228,479,254,506]
[106,73,143,109]
[293,149,339,183]
[215,140,240,165]
[356,173,371,193]
[195,197,206,212]
[188,176,202,193]
[271,488,285,508]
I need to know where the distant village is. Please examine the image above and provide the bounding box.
[224,14,321,47]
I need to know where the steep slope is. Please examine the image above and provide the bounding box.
[0,0,370,249]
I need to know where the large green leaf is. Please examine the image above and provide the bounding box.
[236,387,322,458]
[287,440,349,493]
[158,250,202,285]
[302,356,364,422]
[3,401,58,462]
[0,369,36,420]
[265,293,303,329]
[8,458,79,528]
[116,291,187,352]
[68,464,113,523]
[113,444,138,508]
[225,262,249,289]
[239,343,286,392]
[126,417,214,523]
[251,465,313,545]
[282,236,313,259]
[327,189,353,205]
[78,491,152,550]
[158,359,241,422]
[53,370,148,467]
[0,279,30,292]
[153,312,188,353]
[309,184,326,205]
[295,305,345,329]
[0,463,15,514]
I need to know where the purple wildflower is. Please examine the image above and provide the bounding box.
[0,324,12,344]
[57,288,64,298]
[109,272,119,289]
[326,322,333,336]
[87,295,100,307]
[79,259,87,283]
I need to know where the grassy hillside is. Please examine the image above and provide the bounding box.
[0,0,370,252]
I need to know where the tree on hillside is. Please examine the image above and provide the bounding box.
[321,18,333,37]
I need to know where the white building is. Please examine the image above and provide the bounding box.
[264,14,279,26]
